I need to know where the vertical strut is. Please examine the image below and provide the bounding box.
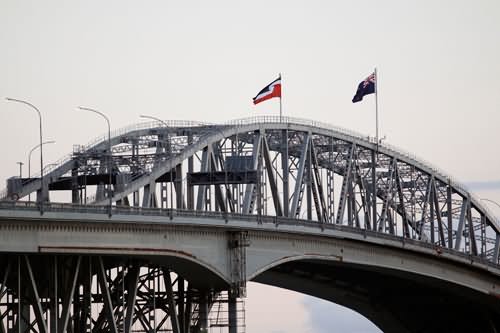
[394,160,410,237]
[336,145,354,225]
[24,256,48,333]
[50,257,58,333]
[163,270,181,333]
[187,133,194,210]
[59,256,81,333]
[447,180,453,248]
[432,180,446,247]
[306,138,313,220]
[455,197,469,251]
[282,129,289,217]
[242,131,262,214]
[378,159,395,234]
[310,139,328,223]
[371,149,377,231]
[290,133,310,218]
[124,266,140,333]
[262,135,283,216]
[196,148,210,211]
[97,257,118,333]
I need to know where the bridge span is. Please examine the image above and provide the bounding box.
[1,116,500,332]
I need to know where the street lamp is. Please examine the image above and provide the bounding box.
[140,115,174,214]
[28,140,56,202]
[78,106,112,215]
[6,98,45,208]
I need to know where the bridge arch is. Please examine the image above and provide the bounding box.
[5,116,498,264]
[2,116,500,332]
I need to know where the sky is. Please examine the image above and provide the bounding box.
[1,1,500,332]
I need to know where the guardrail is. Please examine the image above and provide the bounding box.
[0,201,497,270]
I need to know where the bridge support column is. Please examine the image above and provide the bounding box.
[197,291,209,333]
[228,295,237,333]
[228,232,249,298]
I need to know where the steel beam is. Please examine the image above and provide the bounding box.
[467,202,478,256]
[494,234,500,264]
[378,159,395,234]
[24,256,48,333]
[187,134,195,210]
[0,259,10,333]
[124,266,140,333]
[262,135,283,216]
[290,134,310,218]
[310,139,328,223]
[394,160,410,237]
[447,180,453,248]
[419,177,433,239]
[97,257,118,333]
[242,132,262,214]
[432,180,446,247]
[455,197,469,251]
[336,144,354,225]
[196,148,210,211]
[163,270,181,333]
[371,149,378,231]
[282,129,289,217]
[59,256,81,333]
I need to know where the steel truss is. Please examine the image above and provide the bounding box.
[3,117,500,264]
[0,254,244,333]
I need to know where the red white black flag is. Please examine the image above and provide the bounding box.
[253,76,282,105]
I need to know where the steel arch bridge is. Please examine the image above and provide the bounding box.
[1,116,500,333]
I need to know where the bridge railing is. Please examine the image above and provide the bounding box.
[0,201,497,269]
[82,119,213,151]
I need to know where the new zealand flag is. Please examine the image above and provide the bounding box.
[352,73,376,103]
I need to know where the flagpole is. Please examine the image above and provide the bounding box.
[374,67,379,148]
[279,73,283,123]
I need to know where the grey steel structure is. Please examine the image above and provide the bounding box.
[1,116,500,333]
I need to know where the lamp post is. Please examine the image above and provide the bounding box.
[6,98,45,208]
[28,140,56,202]
[140,115,174,213]
[78,107,112,215]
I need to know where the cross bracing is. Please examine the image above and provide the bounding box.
[2,116,500,265]
[0,255,244,333]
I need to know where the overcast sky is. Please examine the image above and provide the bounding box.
[2,1,500,332]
